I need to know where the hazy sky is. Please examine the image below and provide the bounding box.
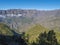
[0,0,60,10]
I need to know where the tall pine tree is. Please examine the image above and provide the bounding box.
[38,30,58,45]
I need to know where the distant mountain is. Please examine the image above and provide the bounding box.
[0,9,60,32]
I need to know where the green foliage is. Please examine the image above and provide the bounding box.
[38,30,58,45]
[0,23,28,45]
[26,24,48,42]
[0,23,60,45]
[31,41,37,45]
[21,32,30,45]
[0,23,14,36]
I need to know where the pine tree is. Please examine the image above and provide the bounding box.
[38,31,47,45]
[38,30,58,45]
[47,30,58,45]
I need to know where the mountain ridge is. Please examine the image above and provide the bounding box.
[0,9,60,32]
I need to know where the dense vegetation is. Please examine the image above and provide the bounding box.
[31,30,58,45]
[0,23,60,45]
[26,24,49,42]
[22,30,60,45]
[0,23,27,45]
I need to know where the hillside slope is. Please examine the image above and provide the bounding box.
[26,24,49,42]
[0,23,14,36]
[26,24,60,43]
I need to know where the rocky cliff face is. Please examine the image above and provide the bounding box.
[0,9,60,32]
